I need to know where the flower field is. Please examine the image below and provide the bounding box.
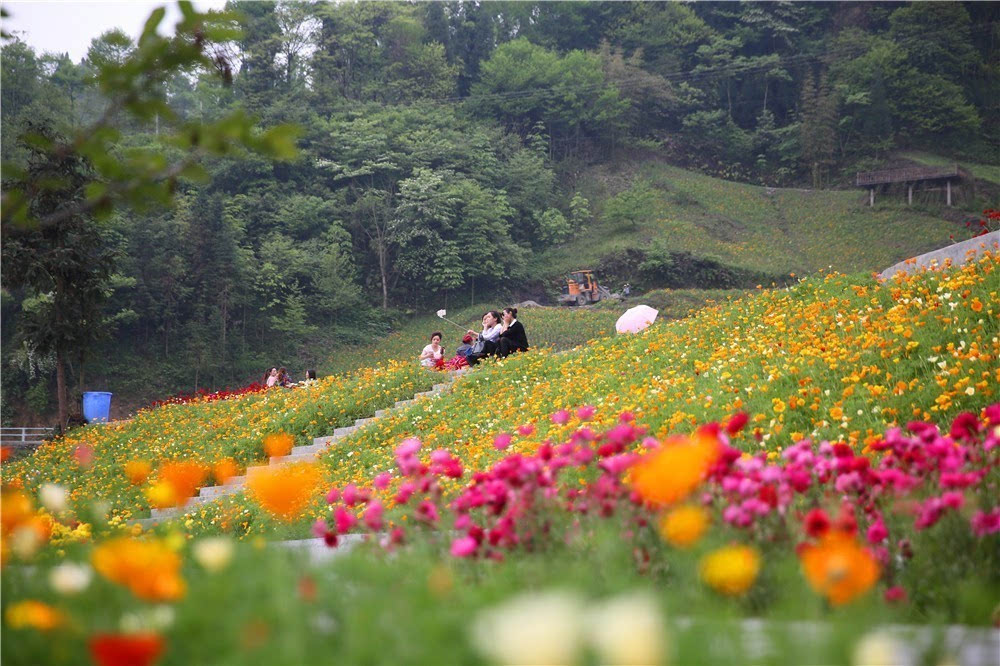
[1,361,436,523]
[2,250,999,665]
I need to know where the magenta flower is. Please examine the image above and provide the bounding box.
[334,506,356,533]
[325,487,341,504]
[551,410,570,425]
[493,433,512,450]
[373,472,391,490]
[971,508,1000,536]
[450,535,478,558]
[342,484,368,507]
[312,519,328,538]
[576,405,595,421]
[363,500,384,530]
[395,438,422,458]
[517,424,535,437]
[867,517,888,544]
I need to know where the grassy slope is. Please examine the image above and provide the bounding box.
[532,159,968,281]
[901,151,1000,184]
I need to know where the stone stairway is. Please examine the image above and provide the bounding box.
[137,373,463,527]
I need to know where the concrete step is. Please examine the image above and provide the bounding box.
[313,435,335,447]
[333,426,356,438]
[269,452,320,465]
[291,443,324,456]
[374,409,388,418]
[225,475,246,486]
[394,400,414,409]
[432,383,450,392]
[150,506,180,520]
[354,418,376,428]
[200,482,244,499]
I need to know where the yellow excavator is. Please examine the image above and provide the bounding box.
[558,270,612,306]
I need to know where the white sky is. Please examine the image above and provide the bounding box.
[3,0,228,63]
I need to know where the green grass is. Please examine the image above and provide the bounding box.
[901,151,1000,184]
[533,160,968,283]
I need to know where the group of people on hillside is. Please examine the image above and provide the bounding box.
[420,307,529,370]
[262,367,317,387]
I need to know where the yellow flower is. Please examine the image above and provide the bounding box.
[658,504,710,549]
[699,544,761,597]
[124,460,152,485]
[5,600,65,631]
[92,537,186,602]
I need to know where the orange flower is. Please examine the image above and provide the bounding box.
[699,544,761,596]
[154,461,207,506]
[246,462,322,521]
[5,600,65,631]
[92,537,186,602]
[799,530,880,606]
[658,504,710,548]
[1,490,34,535]
[630,428,720,507]
[829,406,844,420]
[124,461,152,486]
[90,632,165,666]
[213,458,238,485]
[969,297,983,312]
[263,432,294,458]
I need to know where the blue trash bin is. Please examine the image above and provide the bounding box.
[82,392,113,423]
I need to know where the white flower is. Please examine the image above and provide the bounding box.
[39,483,68,514]
[471,590,583,666]
[585,591,666,666]
[192,536,234,572]
[852,631,902,666]
[120,606,175,633]
[49,563,92,595]
[10,525,43,559]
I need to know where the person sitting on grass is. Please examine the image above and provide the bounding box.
[497,307,529,358]
[465,310,503,366]
[420,332,446,369]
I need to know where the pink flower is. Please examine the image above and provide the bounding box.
[619,411,635,423]
[73,444,94,468]
[373,472,391,490]
[493,434,512,450]
[416,500,439,525]
[949,411,980,441]
[363,500,384,530]
[394,481,416,505]
[970,508,1000,536]
[342,484,367,507]
[598,453,638,476]
[334,507,356,533]
[312,519,328,538]
[325,487,341,504]
[551,410,570,425]
[395,438,422,458]
[450,535,478,558]
[867,517,888,544]
[884,586,908,604]
[576,405,595,421]
[517,424,535,437]
[430,448,452,464]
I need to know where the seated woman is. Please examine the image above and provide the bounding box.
[419,332,446,369]
[465,310,503,366]
[444,333,474,371]
[497,307,529,358]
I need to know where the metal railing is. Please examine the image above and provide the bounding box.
[0,426,55,450]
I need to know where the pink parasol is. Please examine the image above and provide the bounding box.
[615,305,659,334]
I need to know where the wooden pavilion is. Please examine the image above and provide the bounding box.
[856,164,970,207]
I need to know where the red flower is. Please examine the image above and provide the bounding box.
[804,508,830,538]
[89,633,164,666]
[725,412,749,435]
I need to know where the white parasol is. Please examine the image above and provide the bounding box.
[615,305,659,334]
